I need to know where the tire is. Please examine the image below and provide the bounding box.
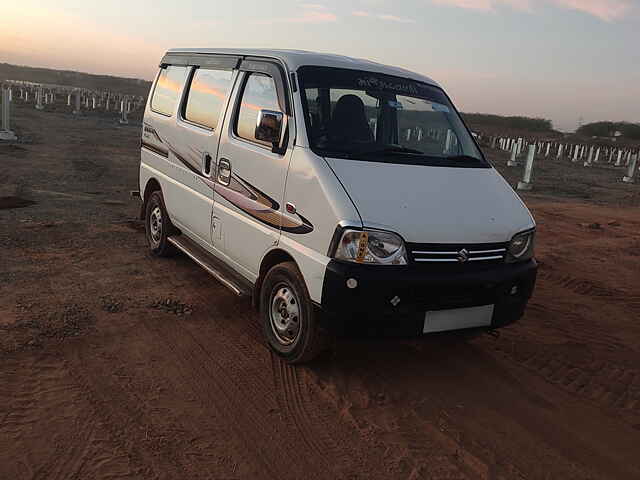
[144,190,177,257]
[260,262,328,364]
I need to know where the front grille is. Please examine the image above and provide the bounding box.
[408,242,507,266]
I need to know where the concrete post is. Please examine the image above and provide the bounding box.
[25,91,29,102]
[35,88,44,110]
[92,97,96,110]
[119,100,128,125]
[67,94,71,106]
[445,130,453,153]
[73,91,81,115]
[507,143,519,167]
[615,150,623,167]
[545,143,551,157]
[557,144,563,158]
[572,145,579,163]
[626,151,632,167]
[622,155,638,183]
[7,88,12,102]
[1,88,17,141]
[584,146,594,167]
[594,148,600,163]
[517,145,536,191]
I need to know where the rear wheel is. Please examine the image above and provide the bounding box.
[144,190,177,257]
[260,262,328,364]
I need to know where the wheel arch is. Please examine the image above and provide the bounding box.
[253,248,298,310]
[140,177,162,219]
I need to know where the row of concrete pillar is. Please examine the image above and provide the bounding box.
[0,84,143,138]
[494,138,639,188]
[3,84,143,118]
[491,135,639,170]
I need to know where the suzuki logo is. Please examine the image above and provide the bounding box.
[457,249,470,263]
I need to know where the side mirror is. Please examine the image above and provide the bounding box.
[255,109,286,153]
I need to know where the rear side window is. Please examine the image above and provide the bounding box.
[151,65,188,116]
[235,73,280,146]
[184,68,233,129]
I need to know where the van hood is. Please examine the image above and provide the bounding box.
[325,158,534,244]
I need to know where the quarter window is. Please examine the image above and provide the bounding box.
[151,65,188,116]
[235,73,281,146]
[184,68,233,130]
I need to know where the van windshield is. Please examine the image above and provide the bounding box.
[297,66,487,167]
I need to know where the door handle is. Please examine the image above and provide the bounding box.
[203,152,212,177]
[218,158,231,186]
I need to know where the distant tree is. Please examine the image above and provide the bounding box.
[577,121,640,140]
[0,63,151,97]
[461,113,554,132]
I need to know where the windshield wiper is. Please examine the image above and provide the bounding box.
[444,155,484,163]
[355,145,426,156]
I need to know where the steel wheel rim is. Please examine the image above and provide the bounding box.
[269,283,301,346]
[149,206,163,246]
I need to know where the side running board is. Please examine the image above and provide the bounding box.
[168,236,253,297]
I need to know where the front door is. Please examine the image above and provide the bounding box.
[212,61,293,280]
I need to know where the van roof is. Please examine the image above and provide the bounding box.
[166,48,440,88]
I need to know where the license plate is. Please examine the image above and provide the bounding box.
[424,304,494,334]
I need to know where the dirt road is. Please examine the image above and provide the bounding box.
[1,105,640,479]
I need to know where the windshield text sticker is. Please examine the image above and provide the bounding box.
[357,76,420,95]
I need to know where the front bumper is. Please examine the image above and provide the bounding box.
[320,259,537,335]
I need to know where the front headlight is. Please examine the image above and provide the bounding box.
[506,229,535,263]
[334,229,408,265]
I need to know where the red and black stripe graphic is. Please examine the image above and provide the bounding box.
[141,126,313,234]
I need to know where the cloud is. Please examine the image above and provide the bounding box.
[351,11,416,22]
[254,4,337,24]
[430,0,634,21]
[431,0,532,12]
[551,0,632,21]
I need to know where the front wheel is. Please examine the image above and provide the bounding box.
[260,262,328,364]
[144,190,177,257]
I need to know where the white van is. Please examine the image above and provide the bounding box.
[138,49,538,363]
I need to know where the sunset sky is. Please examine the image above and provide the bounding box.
[2,0,638,131]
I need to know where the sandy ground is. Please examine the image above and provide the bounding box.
[1,103,640,480]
